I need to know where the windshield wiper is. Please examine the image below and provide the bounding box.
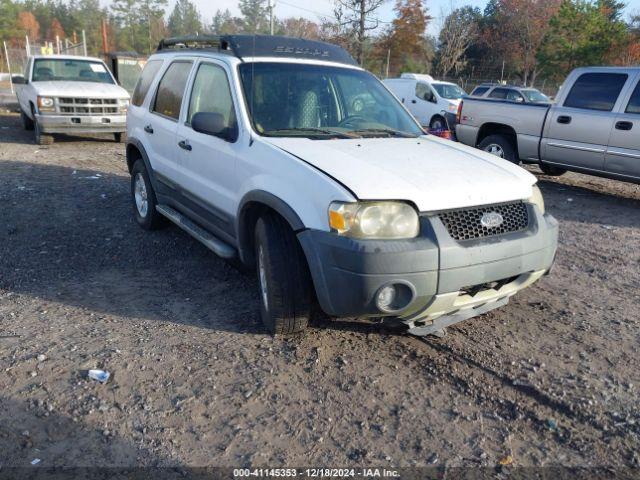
[346,128,419,138]
[263,127,356,139]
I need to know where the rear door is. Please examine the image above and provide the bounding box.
[145,59,194,189]
[541,72,630,171]
[605,73,640,179]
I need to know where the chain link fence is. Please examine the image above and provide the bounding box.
[1,35,87,93]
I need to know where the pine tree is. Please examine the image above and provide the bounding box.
[168,0,202,36]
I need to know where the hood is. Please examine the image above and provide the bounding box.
[32,81,130,99]
[265,135,536,212]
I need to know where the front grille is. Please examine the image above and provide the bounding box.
[58,97,118,115]
[438,201,529,241]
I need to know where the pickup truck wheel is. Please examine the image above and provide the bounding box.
[254,213,312,335]
[114,133,125,143]
[479,135,517,163]
[21,110,34,131]
[130,160,166,230]
[539,163,567,177]
[33,118,54,145]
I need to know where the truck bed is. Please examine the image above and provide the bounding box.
[456,98,551,161]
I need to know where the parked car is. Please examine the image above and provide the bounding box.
[384,74,466,129]
[469,83,551,104]
[13,54,130,145]
[456,67,640,181]
[126,35,558,337]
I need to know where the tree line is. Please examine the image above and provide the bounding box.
[0,0,639,84]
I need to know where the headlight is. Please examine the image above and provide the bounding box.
[447,104,458,112]
[527,185,545,214]
[328,201,420,239]
[118,98,130,113]
[37,96,55,113]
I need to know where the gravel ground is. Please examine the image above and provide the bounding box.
[1,110,639,472]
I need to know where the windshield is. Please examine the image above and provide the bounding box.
[432,83,466,100]
[32,59,115,84]
[521,89,550,104]
[239,62,423,139]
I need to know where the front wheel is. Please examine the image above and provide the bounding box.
[254,213,312,335]
[539,163,567,177]
[33,118,54,145]
[429,115,446,130]
[478,134,518,164]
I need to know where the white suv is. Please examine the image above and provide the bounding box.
[126,35,558,337]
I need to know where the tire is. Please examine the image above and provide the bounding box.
[478,134,518,164]
[539,163,567,177]
[429,115,446,130]
[21,110,34,131]
[114,132,125,143]
[130,159,166,230]
[254,213,312,335]
[34,119,54,145]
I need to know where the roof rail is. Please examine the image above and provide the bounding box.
[155,34,357,66]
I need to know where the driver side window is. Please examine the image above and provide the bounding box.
[415,83,434,102]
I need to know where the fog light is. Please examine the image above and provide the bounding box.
[375,282,416,314]
[376,285,397,311]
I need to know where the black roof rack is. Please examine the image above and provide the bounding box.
[156,34,357,66]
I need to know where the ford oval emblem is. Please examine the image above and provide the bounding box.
[480,212,504,229]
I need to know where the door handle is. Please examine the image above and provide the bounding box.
[144,125,154,134]
[557,115,572,124]
[615,121,633,131]
[411,99,417,104]
[178,140,192,151]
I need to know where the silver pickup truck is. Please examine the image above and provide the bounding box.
[456,67,640,182]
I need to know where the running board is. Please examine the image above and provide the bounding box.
[156,205,236,259]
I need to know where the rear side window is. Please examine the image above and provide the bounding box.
[131,60,163,106]
[488,88,509,99]
[625,81,640,114]
[471,86,489,96]
[564,73,628,111]
[152,61,193,120]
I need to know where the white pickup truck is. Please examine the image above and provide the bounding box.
[126,35,558,337]
[13,55,130,145]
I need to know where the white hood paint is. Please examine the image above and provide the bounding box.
[32,81,130,99]
[265,134,536,212]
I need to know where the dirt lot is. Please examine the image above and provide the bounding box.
[1,109,639,472]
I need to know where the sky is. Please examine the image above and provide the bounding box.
[111,0,640,36]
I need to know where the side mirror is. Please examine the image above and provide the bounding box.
[191,112,238,142]
[12,75,26,85]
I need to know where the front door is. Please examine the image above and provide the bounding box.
[605,75,640,179]
[413,82,437,126]
[175,61,240,239]
[541,72,629,172]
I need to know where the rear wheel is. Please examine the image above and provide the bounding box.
[130,160,166,230]
[478,134,518,164]
[21,110,34,131]
[254,213,312,335]
[539,163,567,177]
[114,132,125,143]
